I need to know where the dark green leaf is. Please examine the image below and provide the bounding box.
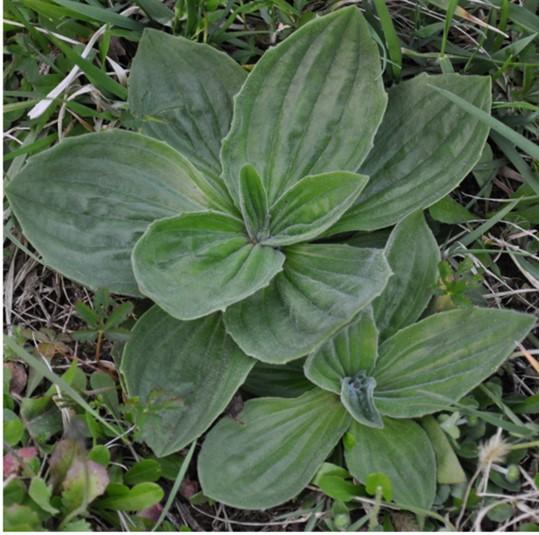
[331,73,491,232]
[7,131,210,296]
[239,164,270,241]
[221,7,386,205]
[198,389,351,509]
[373,308,535,418]
[99,482,164,512]
[129,29,246,211]
[224,244,391,363]
[372,211,440,339]
[121,307,254,456]
[345,419,436,509]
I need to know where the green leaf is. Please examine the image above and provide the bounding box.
[373,308,535,418]
[265,171,369,246]
[421,416,466,484]
[341,373,383,428]
[220,7,387,205]
[239,165,270,241]
[4,409,24,446]
[372,211,440,339]
[99,482,164,512]
[198,389,351,509]
[132,212,285,320]
[29,477,59,514]
[429,195,475,224]
[243,359,313,398]
[128,29,246,211]
[313,463,360,502]
[3,505,42,531]
[304,307,379,393]
[224,244,391,363]
[6,130,210,296]
[121,306,254,457]
[345,419,436,509]
[125,460,162,485]
[366,473,393,503]
[331,73,491,232]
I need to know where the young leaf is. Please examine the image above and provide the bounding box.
[198,389,351,510]
[6,130,210,296]
[132,212,285,320]
[265,171,369,246]
[341,373,383,428]
[372,211,440,339]
[373,308,535,418]
[421,416,466,484]
[125,460,162,485]
[121,306,254,457]
[224,244,391,363]
[304,307,379,393]
[239,164,270,241]
[221,7,387,205]
[330,73,491,233]
[98,482,164,512]
[345,419,436,509]
[29,477,59,515]
[129,29,246,211]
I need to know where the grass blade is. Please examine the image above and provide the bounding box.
[430,84,539,160]
[373,0,402,78]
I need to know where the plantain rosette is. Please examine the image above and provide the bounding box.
[7,5,533,511]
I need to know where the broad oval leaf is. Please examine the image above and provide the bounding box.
[265,171,369,246]
[372,211,440,339]
[243,359,313,398]
[121,306,253,457]
[345,418,436,510]
[330,73,491,233]
[198,389,351,509]
[129,29,246,212]
[220,7,387,205]
[132,212,285,320]
[224,244,391,363]
[373,308,535,418]
[6,130,209,296]
[304,307,379,393]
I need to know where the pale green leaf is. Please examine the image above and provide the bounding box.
[265,171,369,246]
[239,164,270,241]
[121,306,253,457]
[304,307,379,393]
[198,389,351,509]
[421,415,466,484]
[224,244,391,363]
[345,418,436,509]
[129,29,246,211]
[132,212,285,320]
[373,308,535,418]
[6,130,209,296]
[29,477,59,514]
[99,482,164,512]
[331,73,491,232]
[372,211,440,339]
[220,7,387,205]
